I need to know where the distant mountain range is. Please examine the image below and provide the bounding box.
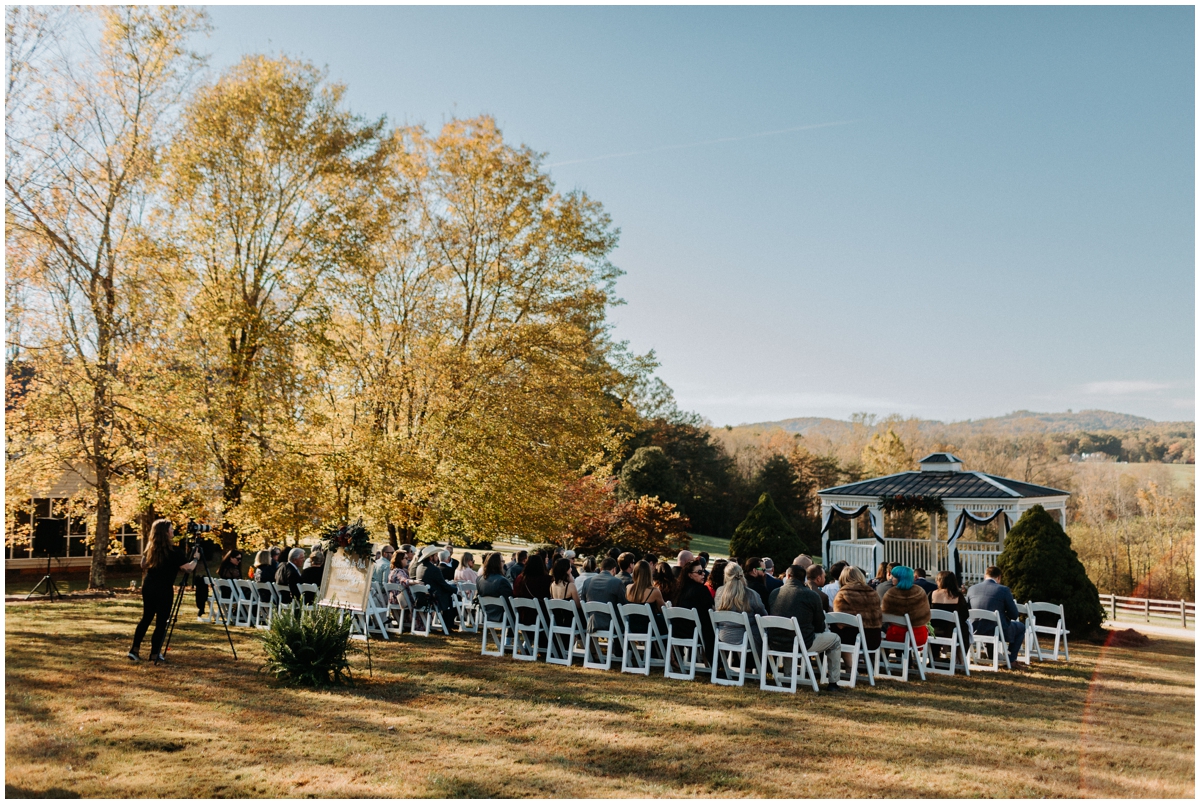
[736,410,1193,438]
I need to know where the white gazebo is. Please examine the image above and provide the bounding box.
[816,453,1069,584]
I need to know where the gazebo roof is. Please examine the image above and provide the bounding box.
[819,468,1068,500]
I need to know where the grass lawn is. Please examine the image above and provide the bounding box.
[5,597,1194,798]
[685,534,730,559]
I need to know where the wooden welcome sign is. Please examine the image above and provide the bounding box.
[317,549,372,612]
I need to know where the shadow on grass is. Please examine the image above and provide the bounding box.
[5,785,82,799]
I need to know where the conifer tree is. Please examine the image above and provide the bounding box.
[997,505,1105,636]
[730,492,808,562]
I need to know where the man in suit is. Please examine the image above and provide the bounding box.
[581,557,627,631]
[413,545,459,630]
[276,548,306,607]
[767,564,842,692]
[673,550,695,580]
[914,567,938,599]
[616,552,635,585]
[966,566,1025,666]
[761,557,784,596]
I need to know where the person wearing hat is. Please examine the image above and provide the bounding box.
[413,545,459,630]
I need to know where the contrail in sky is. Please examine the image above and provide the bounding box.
[545,120,856,167]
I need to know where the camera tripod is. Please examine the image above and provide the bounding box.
[25,554,63,601]
[162,536,238,661]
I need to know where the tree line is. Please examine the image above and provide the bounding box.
[4,7,672,587]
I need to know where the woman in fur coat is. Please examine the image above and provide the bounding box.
[881,565,931,646]
[832,566,884,650]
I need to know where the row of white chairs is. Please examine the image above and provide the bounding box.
[475,596,1071,694]
[202,577,321,628]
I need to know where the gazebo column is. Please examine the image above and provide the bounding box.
[849,516,858,542]
[945,505,961,575]
[868,503,884,570]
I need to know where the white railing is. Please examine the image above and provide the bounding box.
[827,541,877,574]
[883,539,948,574]
[957,543,1002,586]
[1099,594,1196,628]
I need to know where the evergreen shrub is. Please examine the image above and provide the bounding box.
[996,505,1105,636]
[729,492,808,562]
[261,605,354,687]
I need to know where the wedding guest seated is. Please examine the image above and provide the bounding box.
[299,551,324,603]
[674,550,695,579]
[673,559,715,664]
[625,559,667,634]
[930,570,971,646]
[821,560,848,601]
[617,552,636,585]
[413,545,459,629]
[386,549,412,604]
[218,549,243,588]
[581,557,627,631]
[767,564,842,692]
[965,566,1025,666]
[713,563,766,655]
[275,548,305,606]
[868,561,889,590]
[252,550,273,584]
[705,559,727,599]
[549,557,583,610]
[761,557,784,595]
[881,566,930,647]
[914,567,938,598]
[806,564,830,611]
[875,562,901,599]
[476,552,513,621]
[573,555,598,592]
[653,561,677,604]
[792,554,813,571]
[832,566,883,651]
[515,551,552,603]
[454,552,479,584]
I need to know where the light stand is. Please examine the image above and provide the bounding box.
[25,554,63,601]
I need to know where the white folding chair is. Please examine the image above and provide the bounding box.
[923,610,971,677]
[383,582,411,634]
[254,582,279,628]
[825,612,875,688]
[876,613,927,681]
[479,595,514,658]
[510,598,548,661]
[582,601,624,671]
[709,610,760,686]
[201,578,231,624]
[663,607,711,681]
[545,599,585,666]
[456,582,479,633]
[619,603,667,675]
[755,614,820,693]
[1017,602,1043,663]
[297,583,320,613]
[968,608,1011,671]
[1028,601,1069,661]
[231,579,258,627]
[406,583,440,636]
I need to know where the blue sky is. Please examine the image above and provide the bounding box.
[204,5,1194,425]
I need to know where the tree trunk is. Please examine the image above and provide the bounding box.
[89,468,112,589]
[387,521,398,548]
[220,476,242,552]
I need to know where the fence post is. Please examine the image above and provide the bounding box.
[1182,599,1187,628]
[1109,594,1117,622]
[1144,598,1150,623]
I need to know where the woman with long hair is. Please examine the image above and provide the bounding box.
[930,570,971,645]
[652,561,677,604]
[832,565,883,651]
[128,519,197,664]
[627,559,667,635]
[549,557,582,609]
[705,558,727,599]
[476,551,514,621]
[672,559,715,664]
[713,563,767,654]
[217,549,243,581]
[386,549,412,605]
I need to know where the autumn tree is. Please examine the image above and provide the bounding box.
[5,6,207,587]
[163,55,386,550]
[320,116,637,545]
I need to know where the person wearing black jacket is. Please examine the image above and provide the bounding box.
[129,519,198,664]
[413,546,459,629]
[275,548,305,607]
[673,559,715,665]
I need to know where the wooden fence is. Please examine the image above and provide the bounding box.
[1100,594,1195,628]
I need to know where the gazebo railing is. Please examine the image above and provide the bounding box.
[957,541,1002,586]
[827,541,877,574]
[883,539,948,574]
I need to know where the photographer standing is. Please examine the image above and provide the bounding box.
[128,519,197,664]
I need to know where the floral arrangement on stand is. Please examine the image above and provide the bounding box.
[878,494,946,515]
[320,518,373,563]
